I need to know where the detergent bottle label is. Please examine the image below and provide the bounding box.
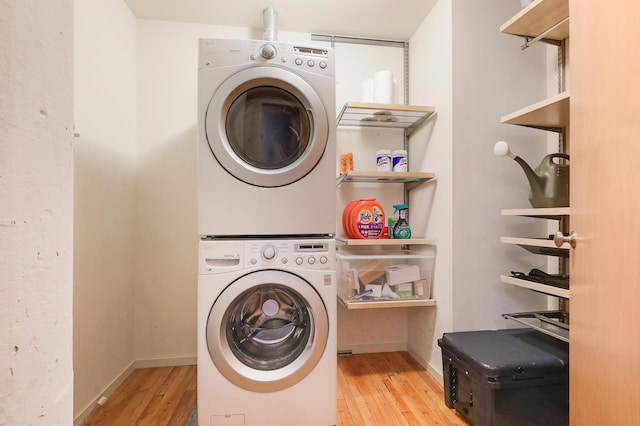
[355,205,384,238]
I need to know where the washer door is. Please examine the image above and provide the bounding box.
[206,269,329,392]
[205,66,329,187]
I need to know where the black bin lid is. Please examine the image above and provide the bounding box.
[438,328,569,385]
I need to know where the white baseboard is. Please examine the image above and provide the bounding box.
[73,356,197,425]
[73,360,136,426]
[407,346,443,385]
[338,341,407,354]
[135,355,197,369]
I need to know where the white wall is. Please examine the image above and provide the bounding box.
[0,1,74,424]
[450,0,550,331]
[133,21,250,362]
[73,0,137,420]
[406,0,455,376]
[407,0,551,378]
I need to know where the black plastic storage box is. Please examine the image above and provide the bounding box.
[438,328,569,426]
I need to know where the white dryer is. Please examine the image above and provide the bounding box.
[197,38,336,237]
[197,238,336,426]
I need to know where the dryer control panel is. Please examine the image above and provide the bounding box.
[198,38,334,77]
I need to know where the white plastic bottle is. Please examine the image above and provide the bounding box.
[376,149,392,172]
[392,149,407,172]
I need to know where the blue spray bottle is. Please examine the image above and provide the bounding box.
[392,204,411,239]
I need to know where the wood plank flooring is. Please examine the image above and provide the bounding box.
[86,352,466,426]
[337,352,466,426]
[87,365,197,425]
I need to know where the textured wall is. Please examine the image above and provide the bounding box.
[0,0,74,424]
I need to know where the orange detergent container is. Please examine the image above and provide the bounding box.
[342,198,385,239]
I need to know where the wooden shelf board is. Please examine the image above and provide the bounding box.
[501,91,569,129]
[500,274,570,299]
[501,236,570,249]
[500,0,569,41]
[501,207,570,219]
[501,236,570,257]
[337,238,436,247]
[337,171,435,186]
[338,296,436,310]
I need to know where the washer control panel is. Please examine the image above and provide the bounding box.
[245,239,335,270]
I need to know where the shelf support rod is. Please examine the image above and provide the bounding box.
[311,33,410,107]
[310,34,406,48]
[403,42,409,105]
[520,17,569,50]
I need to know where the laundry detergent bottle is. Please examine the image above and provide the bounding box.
[392,204,412,239]
[342,198,385,239]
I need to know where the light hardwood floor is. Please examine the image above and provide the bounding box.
[87,351,466,425]
[337,352,466,426]
[87,365,197,425]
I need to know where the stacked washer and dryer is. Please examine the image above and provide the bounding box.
[196,25,337,426]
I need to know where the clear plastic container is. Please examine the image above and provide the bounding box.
[336,249,434,303]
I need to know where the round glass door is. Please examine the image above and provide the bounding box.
[205,66,329,187]
[207,270,329,392]
[226,86,311,170]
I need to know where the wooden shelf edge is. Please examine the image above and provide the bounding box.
[500,0,569,41]
[501,207,570,218]
[500,274,570,299]
[336,238,436,247]
[342,102,435,114]
[338,296,436,309]
[500,236,570,250]
[336,171,436,187]
[501,91,570,129]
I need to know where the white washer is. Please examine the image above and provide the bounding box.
[197,38,336,237]
[197,238,336,426]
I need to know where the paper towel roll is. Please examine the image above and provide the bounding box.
[360,79,374,103]
[373,70,393,104]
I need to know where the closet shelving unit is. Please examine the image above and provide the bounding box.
[336,102,435,134]
[335,102,437,309]
[501,0,569,47]
[498,0,571,342]
[336,171,435,191]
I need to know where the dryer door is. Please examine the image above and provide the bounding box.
[206,269,329,392]
[205,66,329,187]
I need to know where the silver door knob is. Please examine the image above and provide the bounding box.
[554,231,577,248]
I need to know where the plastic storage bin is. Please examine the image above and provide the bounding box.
[438,328,569,426]
[336,250,434,303]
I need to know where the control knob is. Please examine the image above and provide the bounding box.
[261,245,277,260]
[260,44,277,59]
